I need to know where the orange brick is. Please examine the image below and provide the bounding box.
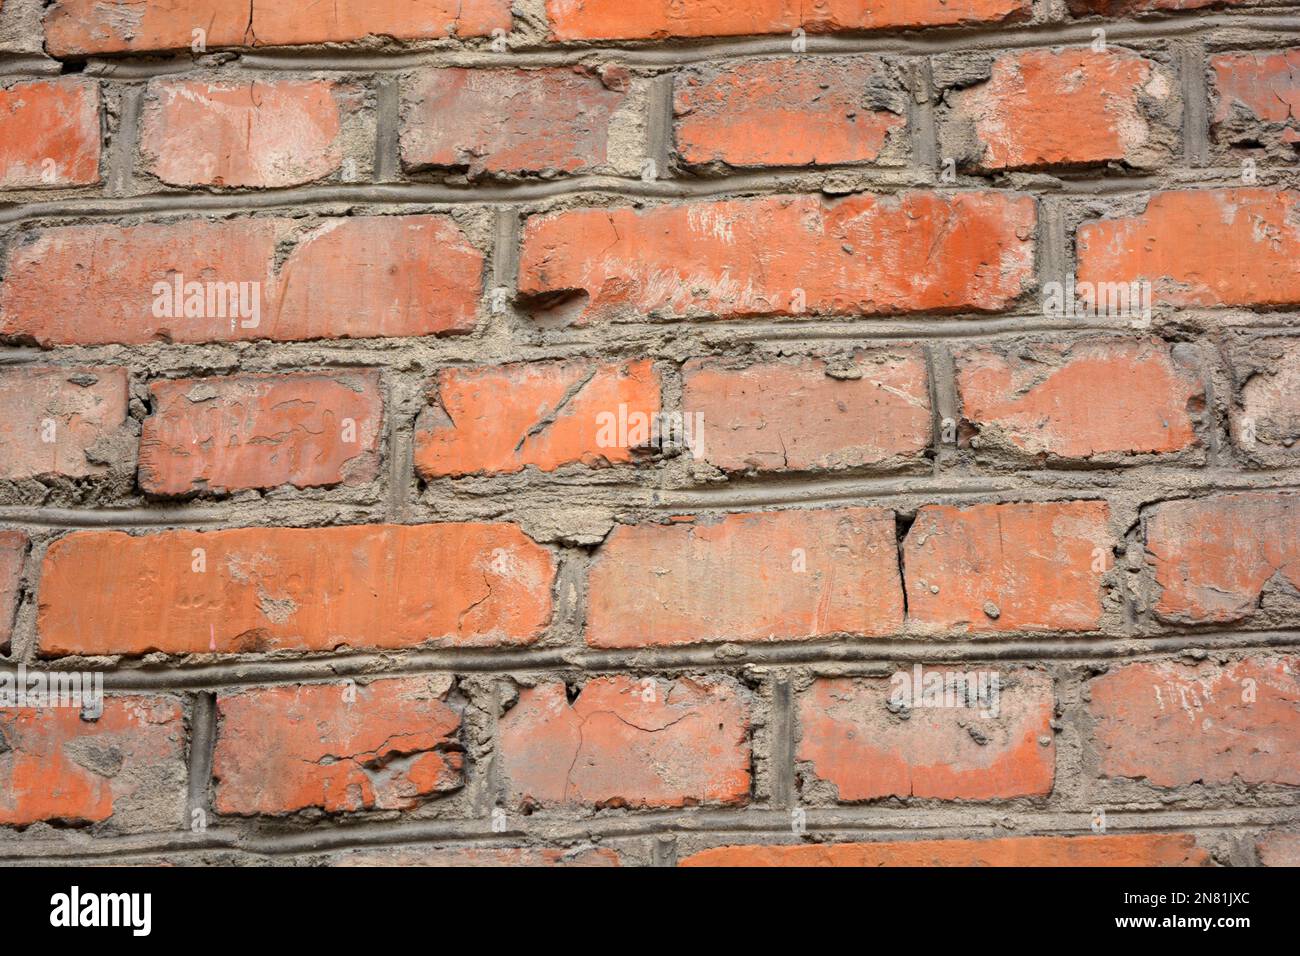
[904,501,1111,633]
[0,367,130,480]
[1145,493,1300,624]
[214,679,462,815]
[546,0,1029,40]
[681,351,931,472]
[0,696,184,828]
[1212,49,1300,147]
[0,78,100,189]
[943,48,1172,170]
[1,215,483,346]
[45,0,512,55]
[674,58,905,168]
[414,359,660,477]
[1089,657,1300,787]
[797,670,1055,800]
[957,338,1202,459]
[1076,189,1300,309]
[37,523,554,656]
[680,834,1210,866]
[139,371,383,495]
[499,676,750,809]
[587,509,903,648]
[401,68,626,176]
[519,193,1036,323]
[141,78,358,188]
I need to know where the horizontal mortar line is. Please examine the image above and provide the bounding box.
[26,9,1300,80]
[0,504,385,528]
[2,804,1297,862]
[0,165,1280,226]
[9,629,1300,691]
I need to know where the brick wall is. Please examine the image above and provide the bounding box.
[0,0,1297,867]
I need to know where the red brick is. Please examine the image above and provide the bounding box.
[673,58,905,168]
[0,367,130,480]
[45,0,512,55]
[1145,493,1300,624]
[1230,338,1300,463]
[333,846,620,866]
[0,530,26,648]
[957,339,1202,460]
[587,508,903,648]
[414,359,660,478]
[1089,657,1300,787]
[141,78,358,188]
[904,501,1111,633]
[213,679,462,816]
[0,78,100,189]
[401,68,626,176]
[0,696,184,828]
[680,834,1210,866]
[681,350,931,472]
[37,523,554,656]
[1257,831,1300,866]
[499,676,750,809]
[1212,50,1300,146]
[0,215,483,346]
[519,192,1036,323]
[797,670,1054,801]
[944,48,1172,171]
[139,371,382,496]
[546,0,1029,40]
[1076,189,1300,308]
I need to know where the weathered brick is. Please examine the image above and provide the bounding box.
[45,0,512,55]
[673,58,906,168]
[139,371,383,496]
[680,834,1210,866]
[1145,493,1300,624]
[1230,338,1300,464]
[904,501,1111,633]
[587,508,903,648]
[37,523,554,656]
[0,696,185,828]
[0,367,130,480]
[1076,189,1300,308]
[414,359,660,478]
[0,78,100,189]
[213,679,462,816]
[0,530,26,648]
[140,78,359,188]
[1257,831,1300,866]
[957,338,1203,460]
[519,193,1036,323]
[1089,657,1300,787]
[333,846,620,866]
[681,350,931,473]
[797,670,1055,801]
[546,0,1029,40]
[1211,49,1300,149]
[401,68,626,176]
[499,676,750,809]
[942,48,1173,171]
[1,215,483,346]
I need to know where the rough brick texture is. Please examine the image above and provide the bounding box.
[587,509,903,647]
[37,524,555,655]
[1089,657,1300,787]
[213,678,463,815]
[0,78,100,189]
[139,371,383,495]
[499,676,750,809]
[0,0,1294,870]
